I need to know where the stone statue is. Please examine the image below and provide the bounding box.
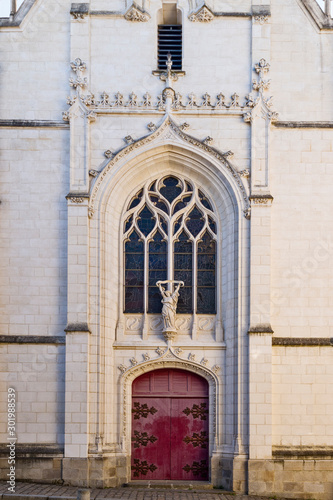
[156,280,184,335]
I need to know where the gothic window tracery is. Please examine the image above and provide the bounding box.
[123,176,217,315]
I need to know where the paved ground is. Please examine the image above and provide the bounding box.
[0,482,300,500]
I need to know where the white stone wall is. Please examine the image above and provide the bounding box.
[272,346,333,446]
[271,0,333,120]
[0,343,65,444]
[0,128,69,335]
[270,128,333,338]
[0,0,71,121]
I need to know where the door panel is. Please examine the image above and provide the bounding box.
[171,398,209,480]
[131,369,209,481]
[131,397,171,479]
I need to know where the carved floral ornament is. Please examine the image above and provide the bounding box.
[242,58,279,124]
[117,344,220,377]
[189,5,215,22]
[124,3,150,22]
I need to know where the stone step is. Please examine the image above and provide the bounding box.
[126,481,219,490]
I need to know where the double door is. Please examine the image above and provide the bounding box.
[131,368,209,481]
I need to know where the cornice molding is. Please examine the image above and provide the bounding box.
[64,322,91,333]
[248,325,274,335]
[273,337,333,346]
[0,120,69,129]
[273,446,333,459]
[0,444,64,457]
[0,335,65,344]
[274,121,333,128]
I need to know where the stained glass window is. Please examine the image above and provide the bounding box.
[148,232,167,313]
[174,232,193,313]
[124,231,144,313]
[123,176,217,315]
[197,232,216,314]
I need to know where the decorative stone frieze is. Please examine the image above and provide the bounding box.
[76,89,252,113]
[124,3,150,22]
[118,344,220,377]
[189,5,215,22]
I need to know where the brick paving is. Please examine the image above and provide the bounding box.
[0,482,299,500]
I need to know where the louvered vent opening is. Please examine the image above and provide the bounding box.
[158,25,182,70]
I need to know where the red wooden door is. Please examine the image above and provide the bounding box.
[131,368,209,481]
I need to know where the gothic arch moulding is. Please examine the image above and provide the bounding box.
[88,116,249,219]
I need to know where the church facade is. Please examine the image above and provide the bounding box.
[0,0,333,498]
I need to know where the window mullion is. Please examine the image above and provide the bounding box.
[142,238,149,338]
[192,238,198,340]
[167,220,173,289]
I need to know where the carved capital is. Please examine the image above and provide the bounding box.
[70,3,89,19]
[254,15,269,24]
[249,194,273,205]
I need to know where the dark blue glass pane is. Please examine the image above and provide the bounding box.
[149,233,166,253]
[197,270,215,287]
[186,206,204,237]
[174,269,192,285]
[197,254,216,270]
[159,176,181,203]
[173,216,183,235]
[208,216,216,234]
[198,232,216,254]
[198,190,213,211]
[124,215,133,233]
[174,232,192,253]
[159,216,168,234]
[197,287,216,314]
[174,254,192,270]
[125,231,143,253]
[137,205,155,236]
[177,287,193,314]
[125,254,144,270]
[124,287,144,313]
[172,195,192,215]
[149,180,156,192]
[148,287,162,313]
[173,201,186,214]
[149,270,167,286]
[185,182,193,192]
[128,189,143,210]
[125,270,144,286]
[149,253,167,269]
[149,195,169,214]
